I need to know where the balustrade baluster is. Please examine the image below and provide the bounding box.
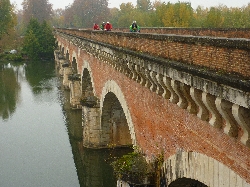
[232,104,250,147]
[202,92,222,129]
[215,98,238,137]
[190,87,209,121]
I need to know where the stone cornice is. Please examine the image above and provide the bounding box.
[56,31,250,109]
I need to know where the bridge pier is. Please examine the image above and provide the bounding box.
[58,59,66,76]
[69,79,82,109]
[55,50,82,109]
[82,106,102,148]
[62,66,73,89]
[54,50,65,76]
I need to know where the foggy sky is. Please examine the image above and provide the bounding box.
[10,0,250,10]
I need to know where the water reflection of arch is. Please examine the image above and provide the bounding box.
[100,80,136,147]
[59,84,117,187]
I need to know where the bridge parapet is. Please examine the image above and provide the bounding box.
[56,28,250,79]
[113,27,250,38]
[55,30,250,149]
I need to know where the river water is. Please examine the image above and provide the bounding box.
[0,61,129,187]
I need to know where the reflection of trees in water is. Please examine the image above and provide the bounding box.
[0,64,20,120]
[25,61,55,94]
[0,61,55,120]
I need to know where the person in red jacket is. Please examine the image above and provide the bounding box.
[93,23,99,30]
[104,21,112,31]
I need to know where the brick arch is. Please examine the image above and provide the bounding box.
[72,57,77,73]
[61,46,64,55]
[81,68,94,99]
[169,178,207,187]
[162,150,250,187]
[70,50,77,62]
[56,40,61,51]
[100,92,132,147]
[81,59,97,96]
[58,41,67,56]
[100,80,137,146]
[61,43,69,59]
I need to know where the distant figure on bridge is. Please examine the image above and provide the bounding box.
[104,21,112,31]
[100,22,105,30]
[130,21,140,32]
[93,23,99,30]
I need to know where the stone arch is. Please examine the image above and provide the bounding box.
[65,50,69,60]
[162,150,250,187]
[100,92,132,147]
[168,178,207,187]
[100,80,137,147]
[71,50,77,61]
[82,60,96,96]
[57,40,61,51]
[72,57,77,73]
[82,68,94,99]
[61,46,65,55]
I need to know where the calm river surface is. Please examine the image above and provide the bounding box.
[0,61,128,187]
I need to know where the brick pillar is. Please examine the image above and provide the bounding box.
[82,105,102,148]
[69,80,81,109]
[63,67,73,89]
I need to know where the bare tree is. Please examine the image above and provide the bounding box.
[22,0,52,25]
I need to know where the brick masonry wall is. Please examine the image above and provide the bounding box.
[74,47,250,184]
[56,34,250,184]
[114,27,250,38]
[56,28,250,78]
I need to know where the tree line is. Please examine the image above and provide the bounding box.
[51,0,250,28]
[0,0,55,60]
[1,0,250,58]
[11,0,250,31]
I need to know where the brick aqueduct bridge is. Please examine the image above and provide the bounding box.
[54,28,250,187]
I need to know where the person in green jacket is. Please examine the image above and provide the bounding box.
[129,21,140,32]
[100,22,105,30]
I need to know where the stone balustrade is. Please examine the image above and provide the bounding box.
[113,27,250,38]
[56,28,250,78]
[55,31,250,149]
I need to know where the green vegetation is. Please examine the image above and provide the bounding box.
[0,0,16,39]
[1,0,250,61]
[110,147,167,186]
[1,0,55,61]
[22,18,56,60]
[49,0,250,28]
[0,53,23,62]
[0,0,17,53]
[111,151,152,185]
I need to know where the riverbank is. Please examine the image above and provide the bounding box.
[0,52,24,63]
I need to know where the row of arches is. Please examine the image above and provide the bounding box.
[56,41,249,187]
[80,59,209,187]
